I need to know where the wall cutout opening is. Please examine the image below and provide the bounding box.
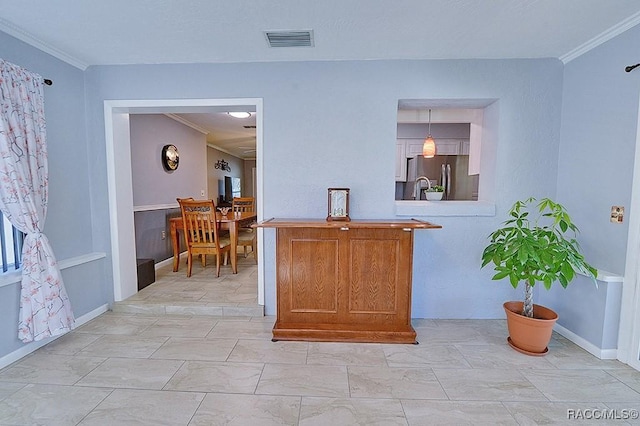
[395,99,498,208]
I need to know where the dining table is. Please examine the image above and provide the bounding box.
[169,210,257,274]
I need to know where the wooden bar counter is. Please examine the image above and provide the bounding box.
[255,218,441,344]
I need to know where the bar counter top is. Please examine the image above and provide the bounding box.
[254,218,442,229]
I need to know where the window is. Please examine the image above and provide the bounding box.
[0,211,23,272]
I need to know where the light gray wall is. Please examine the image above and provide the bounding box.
[83,58,564,318]
[243,159,256,198]
[5,24,636,360]
[538,23,640,349]
[0,32,108,358]
[130,114,207,206]
[556,24,639,273]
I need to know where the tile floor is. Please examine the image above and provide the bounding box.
[1,257,640,425]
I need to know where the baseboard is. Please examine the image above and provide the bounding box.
[154,252,186,270]
[554,323,618,360]
[0,303,109,369]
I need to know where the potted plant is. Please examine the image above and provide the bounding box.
[424,185,445,201]
[481,197,597,355]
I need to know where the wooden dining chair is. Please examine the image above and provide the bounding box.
[178,199,230,277]
[232,197,257,262]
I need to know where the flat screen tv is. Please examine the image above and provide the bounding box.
[223,176,241,203]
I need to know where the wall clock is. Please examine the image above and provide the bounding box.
[327,188,350,221]
[162,144,179,171]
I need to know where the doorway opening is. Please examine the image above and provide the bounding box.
[104,98,264,306]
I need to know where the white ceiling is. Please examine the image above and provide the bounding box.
[1,0,640,68]
[2,1,640,159]
[168,111,257,160]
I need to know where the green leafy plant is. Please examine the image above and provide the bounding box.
[481,197,597,318]
[426,185,444,192]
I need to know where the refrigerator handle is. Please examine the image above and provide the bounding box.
[440,164,446,194]
[446,164,452,198]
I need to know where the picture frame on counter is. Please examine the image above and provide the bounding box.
[327,188,350,222]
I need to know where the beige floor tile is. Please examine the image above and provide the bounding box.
[0,353,106,385]
[383,344,471,368]
[256,364,349,397]
[0,381,25,401]
[299,397,407,426]
[402,399,518,425]
[5,256,640,425]
[222,305,264,316]
[545,345,630,369]
[433,368,547,401]
[348,366,447,399]
[77,334,169,358]
[227,339,308,364]
[75,357,183,389]
[422,326,505,346]
[164,360,263,393]
[251,315,277,323]
[307,342,387,366]
[207,320,274,339]
[165,305,224,316]
[456,344,557,369]
[607,368,640,393]
[75,313,159,335]
[502,401,616,425]
[415,320,489,345]
[522,369,640,402]
[190,393,301,426]
[150,337,237,361]
[603,402,640,423]
[139,316,218,337]
[111,304,167,315]
[39,332,102,355]
[78,388,204,426]
[0,384,112,426]
[141,291,208,303]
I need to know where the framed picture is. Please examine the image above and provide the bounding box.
[327,188,350,221]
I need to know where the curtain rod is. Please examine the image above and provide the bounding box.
[625,63,640,73]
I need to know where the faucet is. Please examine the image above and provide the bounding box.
[413,176,431,200]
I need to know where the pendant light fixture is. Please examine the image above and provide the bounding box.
[422,109,436,158]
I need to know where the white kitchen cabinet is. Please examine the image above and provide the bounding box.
[406,140,424,158]
[405,139,466,157]
[435,140,460,156]
[395,142,407,181]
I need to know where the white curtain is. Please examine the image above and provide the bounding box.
[0,59,74,342]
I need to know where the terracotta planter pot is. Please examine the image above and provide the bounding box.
[503,301,558,356]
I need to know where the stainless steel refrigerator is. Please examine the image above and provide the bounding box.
[404,155,479,200]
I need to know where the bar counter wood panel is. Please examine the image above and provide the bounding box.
[257,219,441,343]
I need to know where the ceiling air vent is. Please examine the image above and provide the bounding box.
[265,30,314,48]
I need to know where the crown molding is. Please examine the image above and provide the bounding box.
[561,11,640,64]
[164,113,209,134]
[206,143,243,159]
[0,18,88,70]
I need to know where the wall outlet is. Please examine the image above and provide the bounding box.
[161,230,166,240]
[200,189,205,197]
[611,206,624,223]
